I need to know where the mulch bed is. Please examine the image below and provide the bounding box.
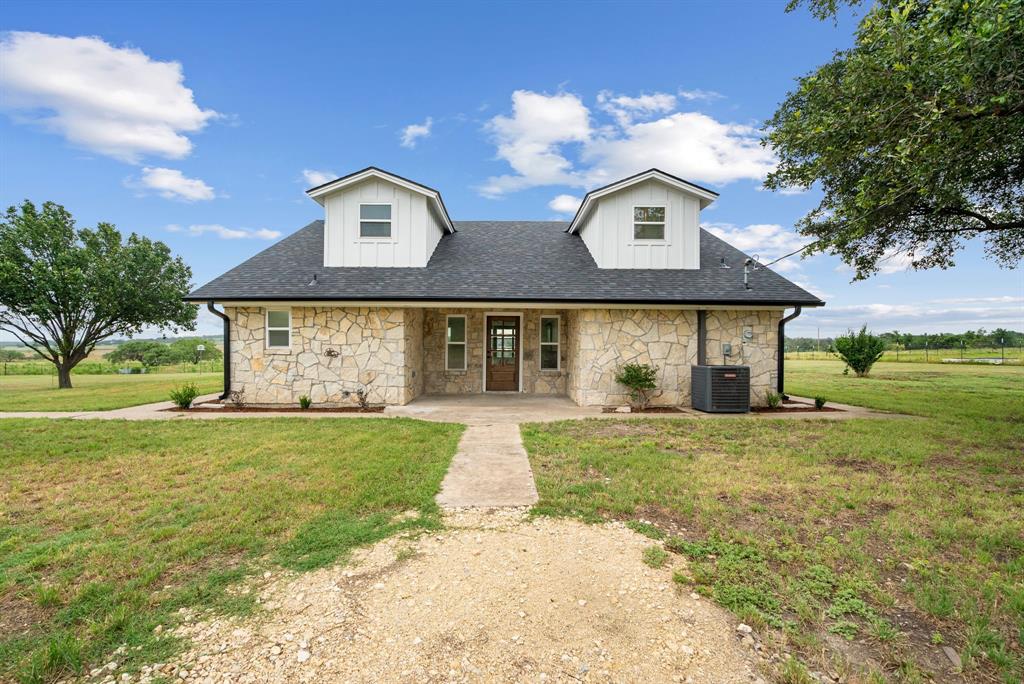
[601,406,685,414]
[166,405,385,413]
[753,402,842,414]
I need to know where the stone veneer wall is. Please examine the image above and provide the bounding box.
[565,308,781,407]
[226,305,779,407]
[422,308,569,395]
[227,306,423,406]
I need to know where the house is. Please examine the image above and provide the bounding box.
[185,167,823,407]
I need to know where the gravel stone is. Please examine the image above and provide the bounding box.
[170,511,760,682]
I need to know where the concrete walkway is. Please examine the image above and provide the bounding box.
[435,422,539,508]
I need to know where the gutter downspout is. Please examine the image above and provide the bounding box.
[778,306,802,398]
[696,310,707,366]
[207,301,230,400]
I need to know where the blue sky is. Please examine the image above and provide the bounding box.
[1,0,1020,339]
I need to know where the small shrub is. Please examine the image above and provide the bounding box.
[642,546,669,569]
[169,382,200,409]
[614,363,660,410]
[833,325,886,377]
[226,389,246,408]
[814,396,827,410]
[298,395,312,409]
[765,391,782,408]
[353,385,372,410]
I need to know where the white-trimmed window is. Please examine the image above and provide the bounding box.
[446,315,467,370]
[633,206,666,240]
[540,315,560,370]
[359,203,392,238]
[266,309,291,348]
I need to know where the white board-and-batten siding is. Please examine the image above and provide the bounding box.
[577,179,700,269]
[323,178,445,267]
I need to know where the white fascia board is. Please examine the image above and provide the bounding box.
[568,170,719,234]
[306,168,454,233]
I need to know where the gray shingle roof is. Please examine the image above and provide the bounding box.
[186,220,824,306]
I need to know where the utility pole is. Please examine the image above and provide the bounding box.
[1001,337,1005,362]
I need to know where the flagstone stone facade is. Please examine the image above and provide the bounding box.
[226,305,780,407]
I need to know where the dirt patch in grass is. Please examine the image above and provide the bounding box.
[828,456,892,474]
[0,593,53,641]
[573,421,665,438]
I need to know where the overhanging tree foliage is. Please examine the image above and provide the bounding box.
[766,0,1024,278]
[0,201,197,388]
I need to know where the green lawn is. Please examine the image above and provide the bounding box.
[0,418,463,683]
[523,361,1024,683]
[0,373,222,411]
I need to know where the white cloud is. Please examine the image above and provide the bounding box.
[798,301,1024,335]
[166,224,280,240]
[479,89,775,197]
[584,113,776,187]
[703,222,807,272]
[0,31,218,162]
[479,91,592,197]
[301,169,337,187]
[400,117,433,148]
[678,88,723,102]
[597,90,676,126]
[877,249,915,274]
[548,194,582,214]
[133,167,216,201]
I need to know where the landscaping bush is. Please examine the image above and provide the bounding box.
[299,394,312,409]
[169,382,200,409]
[765,391,782,409]
[832,326,886,377]
[814,396,827,410]
[614,363,660,410]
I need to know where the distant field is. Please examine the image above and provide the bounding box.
[0,373,222,411]
[785,346,1022,364]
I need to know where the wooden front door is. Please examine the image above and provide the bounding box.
[486,316,519,391]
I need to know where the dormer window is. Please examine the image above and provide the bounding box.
[359,203,392,238]
[633,206,666,240]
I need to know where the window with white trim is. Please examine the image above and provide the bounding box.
[266,309,291,348]
[540,315,560,370]
[633,206,666,240]
[446,315,466,370]
[359,203,392,238]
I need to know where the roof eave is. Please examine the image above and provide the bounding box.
[567,168,719,234]
[304,166,455,234]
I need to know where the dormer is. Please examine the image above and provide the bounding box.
[306,167,455,268]
[567,169,718,269]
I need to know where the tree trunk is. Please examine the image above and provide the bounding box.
[57,364,73,389]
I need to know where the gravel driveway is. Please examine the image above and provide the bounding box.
[144,511,762,683]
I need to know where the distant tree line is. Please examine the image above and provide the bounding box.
[786,328,1023,352]
[0,338,219,367]
[105,338,219,367]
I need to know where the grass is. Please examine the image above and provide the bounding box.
[523,361,1024,683]
[0,373,223,411]
[0,418,462,683]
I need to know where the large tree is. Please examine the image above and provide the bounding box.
[0,201,196,388]
[765,0,1024,278]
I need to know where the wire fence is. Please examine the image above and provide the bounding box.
[785,346,1023,365]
